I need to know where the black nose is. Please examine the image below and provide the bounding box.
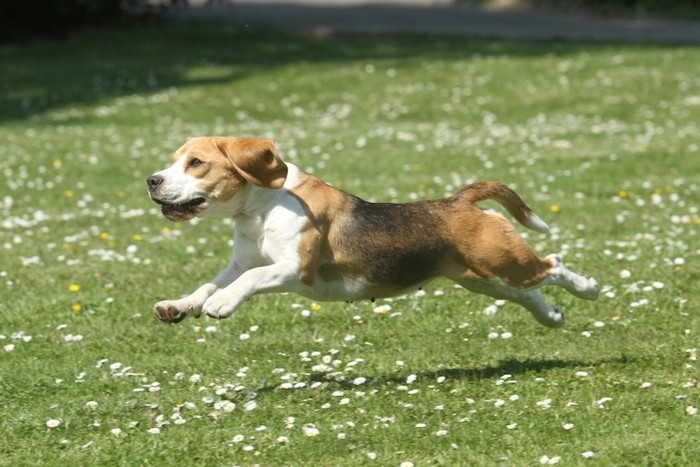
[147,175,164,191]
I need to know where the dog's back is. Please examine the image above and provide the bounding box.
[290,172,550,297]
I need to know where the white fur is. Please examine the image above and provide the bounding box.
[152,159,597,325]
[458,276,564,328]
[155,165,308,320]
[151,154,204,204]
[482,208,551,235]
[523,212,552,234]
[535,254,600,300]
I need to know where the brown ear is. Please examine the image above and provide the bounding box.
[216,137,288,189]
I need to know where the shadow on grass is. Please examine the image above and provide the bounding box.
[406,355,632,382]
[256,355,632,394]
[0,18,629,124]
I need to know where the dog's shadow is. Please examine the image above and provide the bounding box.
[255,356,631,394]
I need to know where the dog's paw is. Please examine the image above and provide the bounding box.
[583,277,600,301]
[535,306,565,328]
[202,293,237,320]
[569,276,600,301]
[154,300,197,324]
[549,306,565,328]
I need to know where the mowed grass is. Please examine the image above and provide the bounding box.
[1,21,699,465]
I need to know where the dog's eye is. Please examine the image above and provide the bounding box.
[188,158,203,168]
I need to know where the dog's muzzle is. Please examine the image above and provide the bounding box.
[147,175,164,193]
[147,175,207,221]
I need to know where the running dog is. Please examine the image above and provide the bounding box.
[147,137,599,326]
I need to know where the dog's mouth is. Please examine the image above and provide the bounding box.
[152,197,207,221]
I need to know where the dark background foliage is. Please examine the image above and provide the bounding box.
[0,0,125,41]
[0,0,165,41]
[1,0,700,42]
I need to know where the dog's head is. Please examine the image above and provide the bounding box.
[147,137,288,221]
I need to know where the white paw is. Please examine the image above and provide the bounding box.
[154,299,198,324]
[584,277,600,301]
[548,306,565,328]
[202,293,237,320]
[532,305,565,328]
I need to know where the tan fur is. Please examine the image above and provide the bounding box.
[150,136,599,328]
[175,137,247,202]
[174,137,288,202]
[458,181,536,227]
[291,173,548,296]
[215,137,288,189]
[288,172,348,287]
[444,206,551,287]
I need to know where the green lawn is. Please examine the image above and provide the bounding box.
[1,21,699,465]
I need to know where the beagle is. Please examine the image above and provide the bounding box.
[147,137,599,327]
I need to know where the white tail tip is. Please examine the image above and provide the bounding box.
[524,212,551,234]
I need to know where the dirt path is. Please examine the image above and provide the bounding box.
[172,0,700,43]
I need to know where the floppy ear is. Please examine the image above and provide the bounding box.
[216,137,288,189]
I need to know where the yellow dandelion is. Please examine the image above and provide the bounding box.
[618,190,627,198]
[53,159,63,169]
[373,304,391,315]
[99,232,109,240]
[652,188,662,196]
[64,190,74,198]
[311,303,322,312]
[132,234,143,241]
[68,284,80,292]
[550,204,560,213]
[161,226,171,235]
[72,304,82,311]
[117,191,126,198]
[695,218,700,224]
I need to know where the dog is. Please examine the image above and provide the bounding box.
[147,136,599,327]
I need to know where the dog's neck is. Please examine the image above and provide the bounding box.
[202,163,302,220]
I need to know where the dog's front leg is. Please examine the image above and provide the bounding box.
[202,261,299,320]
[154,260,246,323]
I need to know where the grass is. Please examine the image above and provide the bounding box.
[1,21,699,465]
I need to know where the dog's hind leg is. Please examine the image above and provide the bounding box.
[455,277,565,328]
[533,254,600,301]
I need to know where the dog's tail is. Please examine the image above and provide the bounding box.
[459,181,551,234]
